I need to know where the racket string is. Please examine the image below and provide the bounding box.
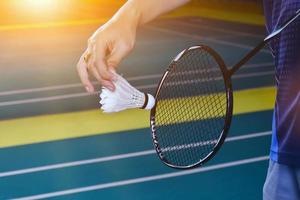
[154,47,227,166]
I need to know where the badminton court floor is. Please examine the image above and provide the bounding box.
[0,16,274,199]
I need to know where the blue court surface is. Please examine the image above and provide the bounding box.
[0,16,274,200]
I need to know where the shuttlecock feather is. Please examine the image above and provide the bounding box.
[100,73,155,113]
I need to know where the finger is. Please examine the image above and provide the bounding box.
[101,79,116,91]
[77,55,94,93]
[87,53,115,91]
[90,66,115,91]
[107,42,132,69]
[93,42,115,81]
[87,51,115,91]
[89,65,102,83]
[90,66,114,91]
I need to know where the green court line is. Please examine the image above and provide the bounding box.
[0,87,275,148]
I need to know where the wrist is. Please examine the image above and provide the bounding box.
[112,0,141,28]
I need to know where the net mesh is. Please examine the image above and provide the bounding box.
[154,47,228,167]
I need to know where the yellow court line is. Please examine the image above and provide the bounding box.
[0,19,107,31]
[0,87,275,148]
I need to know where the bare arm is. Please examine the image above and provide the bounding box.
[77,0,190,92]
[127,0,190,25]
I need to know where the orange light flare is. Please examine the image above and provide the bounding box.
[7,0,71,21]
[13,0,61,12]
[2,1,125,25]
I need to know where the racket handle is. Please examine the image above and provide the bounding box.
[141,93,155,110]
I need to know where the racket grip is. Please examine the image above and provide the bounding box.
[141,93,155,110]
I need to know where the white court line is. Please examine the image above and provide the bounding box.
[0,131,271,178]
[183,19,264,38]
[13,156,269,200]
[233,71,274,79]
[162,131,272,152]
[0,74,163,97]
[0,92,97,107]
[163,71,274,87]
[0,70,274,107]
[147,26,270,53]
[0,62,273,97]
[0,83,89,97]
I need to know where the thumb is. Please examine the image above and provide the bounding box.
[106,43,132,69]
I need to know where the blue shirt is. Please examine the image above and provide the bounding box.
[264,0,300,166]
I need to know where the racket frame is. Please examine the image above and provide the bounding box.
[150,8,300,169]
[150,45,233,169]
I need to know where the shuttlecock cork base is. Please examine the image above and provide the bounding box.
[99,73,155,113]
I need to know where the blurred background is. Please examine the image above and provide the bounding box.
[0,1,274,199]
[0,0,263,26]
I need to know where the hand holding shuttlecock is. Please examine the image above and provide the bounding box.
[99,73,155,113]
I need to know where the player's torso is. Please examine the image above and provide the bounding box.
[264,0,300,166]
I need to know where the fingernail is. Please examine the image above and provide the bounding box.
[109,68,116,73]
[108,70,116,81]
[107,86,114,91]
[108,74,115,81]
[85,86,92,93]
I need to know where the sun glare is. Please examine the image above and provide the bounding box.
[11,0,62,14]
[24,0,55,9]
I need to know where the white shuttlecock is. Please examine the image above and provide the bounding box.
[99,73,155,113]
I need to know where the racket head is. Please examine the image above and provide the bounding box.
[150,45,233,169]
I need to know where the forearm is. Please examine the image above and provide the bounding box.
[111,0,190,27]
[133,0,190,24]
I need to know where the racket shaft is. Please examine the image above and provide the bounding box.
[230,9,300,75]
